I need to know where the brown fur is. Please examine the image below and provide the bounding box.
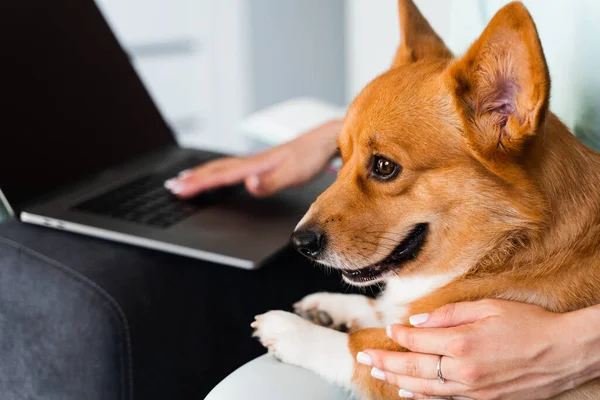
[303,1,600,399]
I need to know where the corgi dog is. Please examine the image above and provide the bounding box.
[252,1,600,399]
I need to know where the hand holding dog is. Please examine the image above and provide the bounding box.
[164,120,342,198]
[360,300,600,399]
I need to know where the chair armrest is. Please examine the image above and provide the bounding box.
[0,235,132,400]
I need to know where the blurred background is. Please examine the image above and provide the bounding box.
[96,0,600,155]
[96,0,347,155]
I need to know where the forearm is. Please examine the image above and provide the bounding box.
[562,304,600,385]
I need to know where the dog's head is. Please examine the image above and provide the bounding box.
[292,1,550,286]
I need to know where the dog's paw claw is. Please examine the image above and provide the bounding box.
[316,310,334,326]
[294,292,361,331]
[251,310,313,363]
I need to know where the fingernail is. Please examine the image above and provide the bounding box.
[247,175,259,189]
[164,179,176,189]
[178,169,193,178]
[399,389,414,398]
[356,351,372,366]
[409,313,429,326]
[386,325,392,339]
[169,184,184,194]
[371,367,385,381]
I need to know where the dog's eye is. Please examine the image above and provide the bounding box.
[372,156,399,180]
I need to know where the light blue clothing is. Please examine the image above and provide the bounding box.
[205,354,351,400]
[447,0,600,150]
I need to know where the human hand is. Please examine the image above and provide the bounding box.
[164,120,342,198]
[357,299,600,399]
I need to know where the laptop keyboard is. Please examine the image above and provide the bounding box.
[74,156,234,229]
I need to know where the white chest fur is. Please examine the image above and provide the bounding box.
[376,273,457,325]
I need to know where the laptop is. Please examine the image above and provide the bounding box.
[0,0,334,269]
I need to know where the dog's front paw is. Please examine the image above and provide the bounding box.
[294,292,372,332]
[252,310,355,389]
[251,310,314,363]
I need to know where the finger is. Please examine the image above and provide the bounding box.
[164,158,239,196]
[387,325,464,356]
[360,350,459,381]
[383,374,465,399]
[245,161,298,197]
[411,393,472,400]
[411,300,499,328]
[167,153,285,198]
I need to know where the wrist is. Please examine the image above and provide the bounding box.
[305,119,343,159]
[561,306,600,382]
[311,118,342,140]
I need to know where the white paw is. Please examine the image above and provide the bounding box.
[251,310,315,364]
[294,292,374,331]
[251,310,354,389]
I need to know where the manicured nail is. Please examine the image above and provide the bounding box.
[399,389,414,398]
[178,169,193,178]
[386,325,392,339]
[169,184,184,194]
[409,313,429,326]
[247,175,259,189]
[164,179,176,189]
[371,367,385,381]
[356,352,372,366]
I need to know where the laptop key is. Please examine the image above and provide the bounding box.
[73,156,219,229]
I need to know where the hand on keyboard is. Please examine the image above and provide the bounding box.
[75,157,234,229]
[164,120,343,198]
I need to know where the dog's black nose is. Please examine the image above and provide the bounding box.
[290,230,325,259]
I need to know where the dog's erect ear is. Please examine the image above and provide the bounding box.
[391,0,453,68]
[447,2,550,162]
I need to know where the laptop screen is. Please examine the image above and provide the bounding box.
[0,0,175,213]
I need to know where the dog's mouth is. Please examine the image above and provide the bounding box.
[341,223,429,285]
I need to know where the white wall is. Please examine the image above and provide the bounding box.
[249,1,346,111]
[345,0,452,100]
